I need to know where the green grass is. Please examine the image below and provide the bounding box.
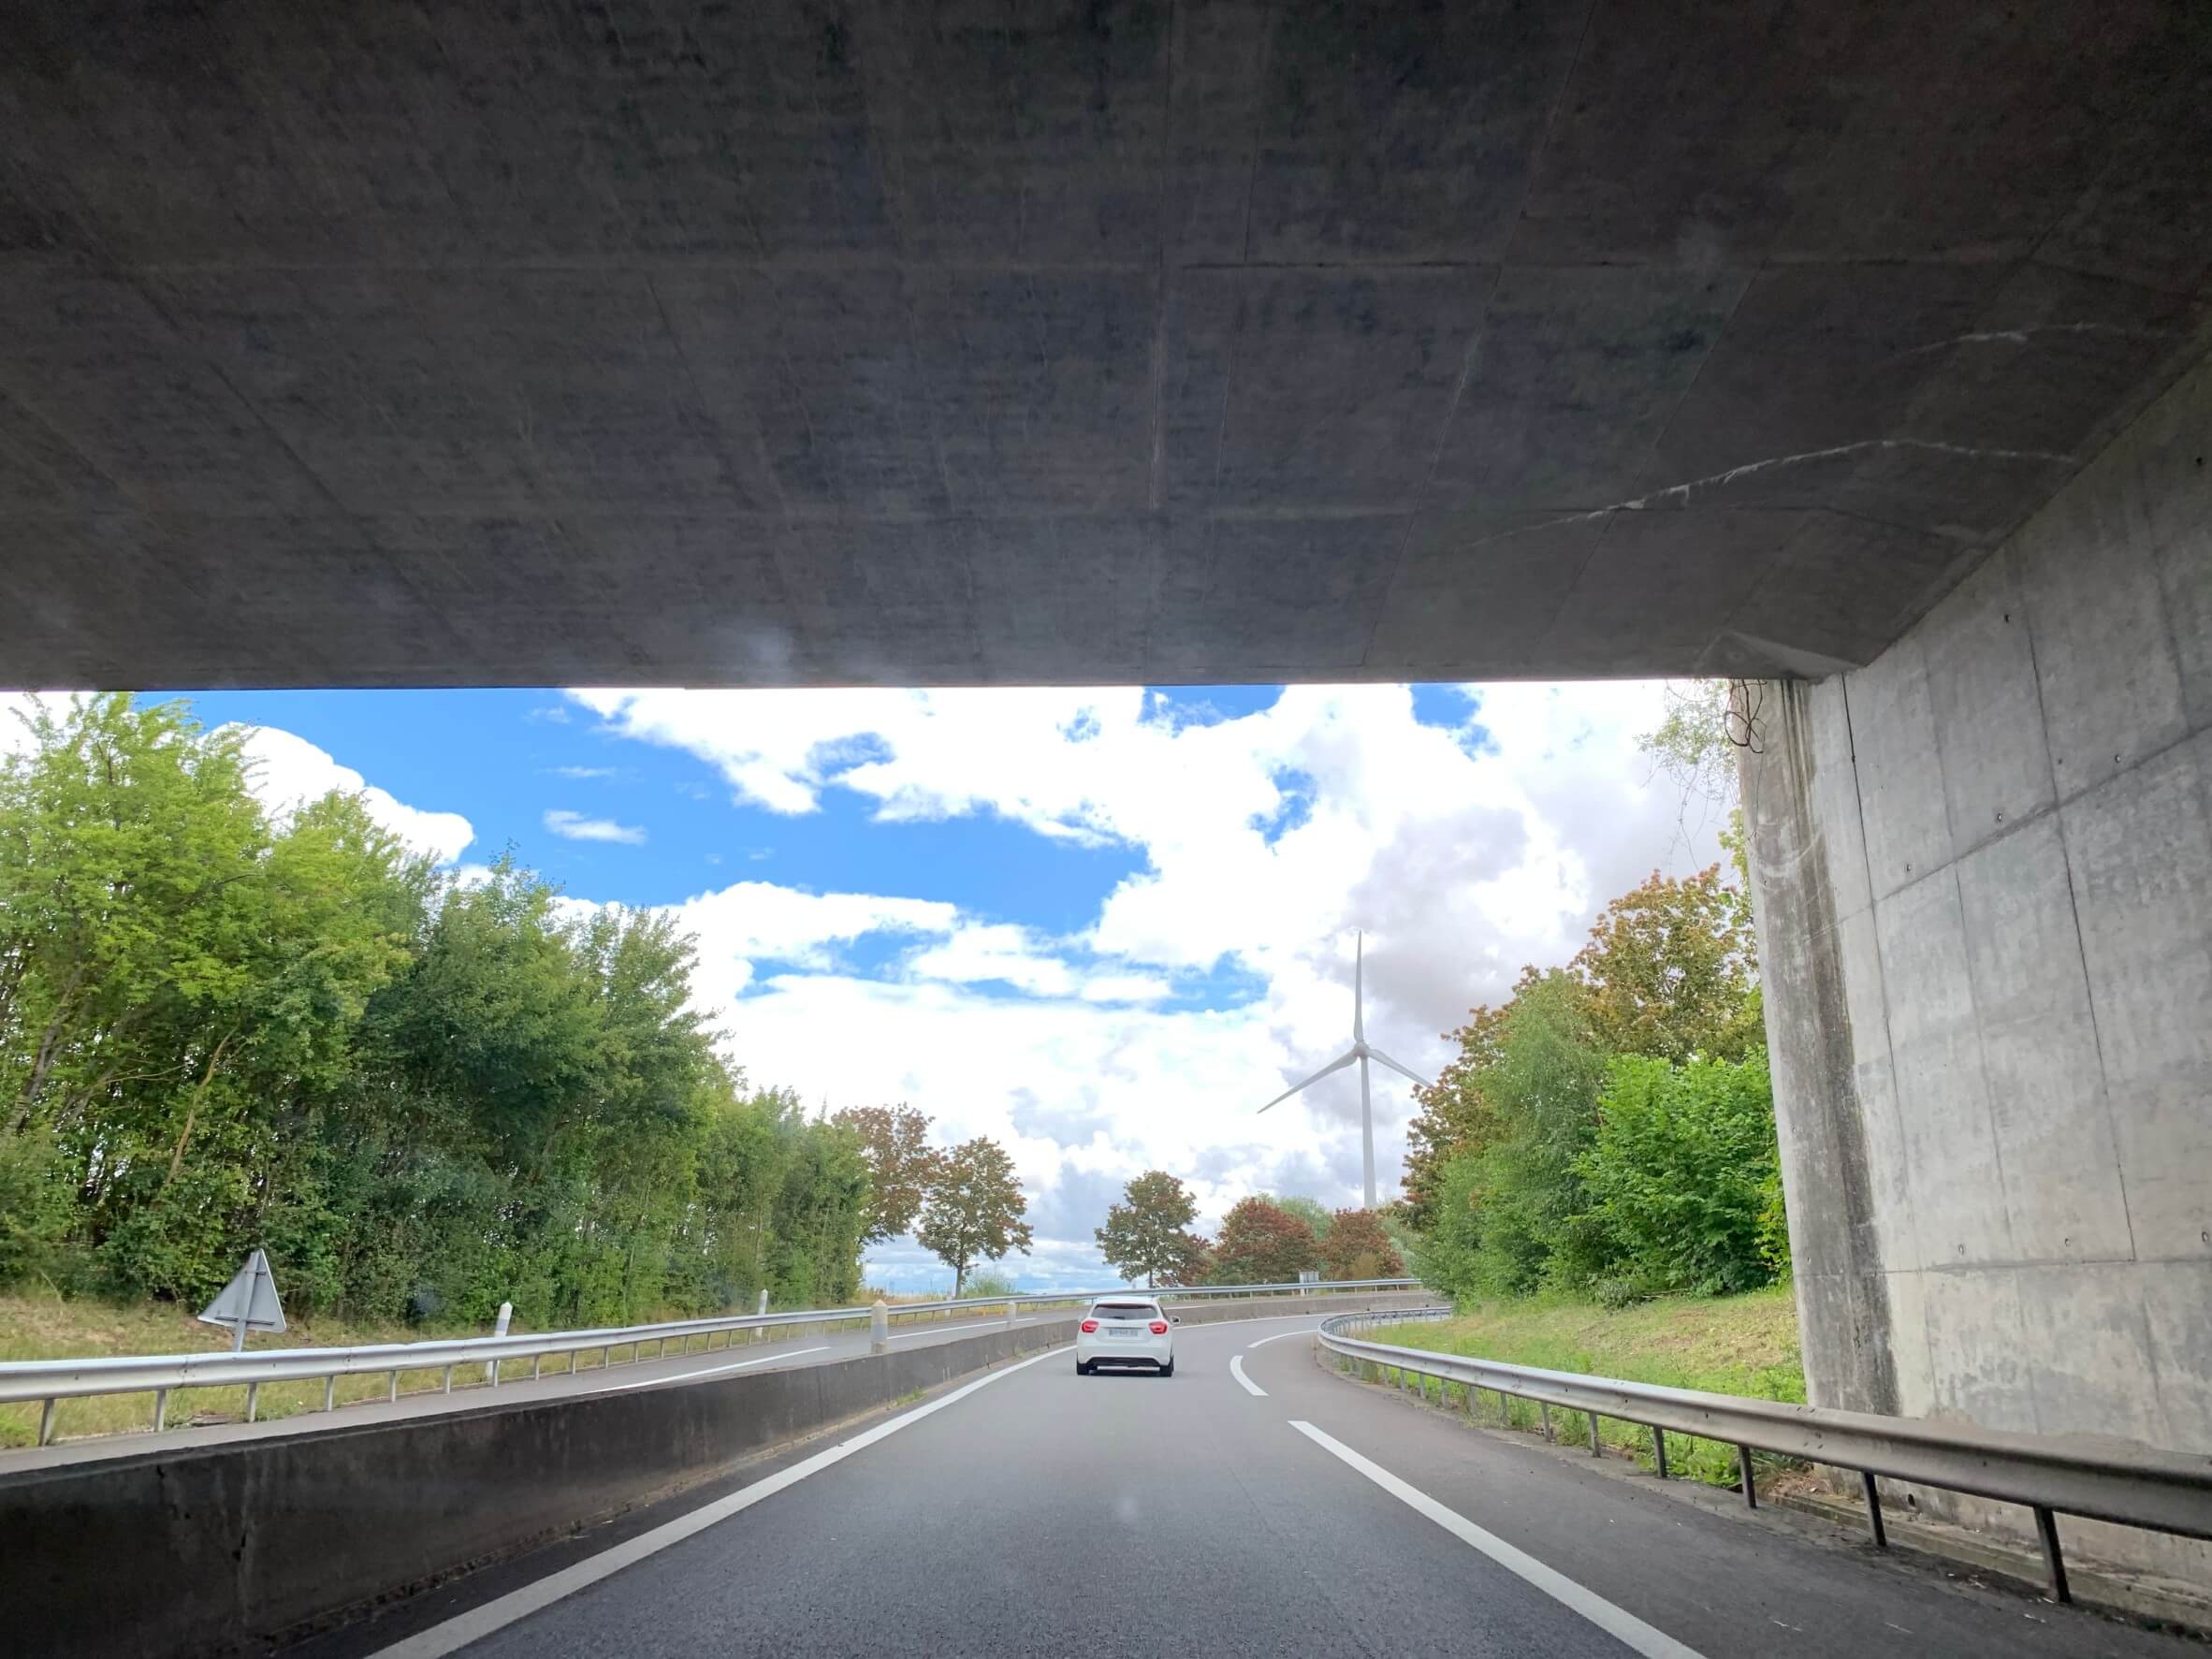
[1359,1285,1805,1490]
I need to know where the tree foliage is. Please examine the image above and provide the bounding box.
[1209,1197,1318,1285]
[1094,1170,1205,1288]
[831,1103,942,1245]
[0,695,871,1322]
[916,1137,1032,1294]
[1320,1208,1404,1280]
[1270,1193,1333,1244]
[1569,867,1761,1064]
[1403,851,1784,1306]
[1573,1049,1778,1297]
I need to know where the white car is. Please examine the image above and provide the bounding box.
[1075,1297,1176,1376]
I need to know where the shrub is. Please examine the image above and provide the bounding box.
[1571,1048,1779,1295]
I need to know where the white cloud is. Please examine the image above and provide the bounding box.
[543,808,647,846]
[237,725,475,863]
[560,679,1726,1288]
[547,764,620,780]
[669,880,957,1011]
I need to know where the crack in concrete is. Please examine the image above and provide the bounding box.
[1449,437,2077,556]
[1887,323,2181,360]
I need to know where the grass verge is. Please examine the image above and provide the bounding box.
[1357,1285,1804,1490]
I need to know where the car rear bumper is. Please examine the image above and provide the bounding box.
[1076,1334,1173,1368]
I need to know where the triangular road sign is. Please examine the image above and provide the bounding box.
[197,1249,286,1337]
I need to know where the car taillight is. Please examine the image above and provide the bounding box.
[1149,1320,1169,1335]
[1080,1318,1099,1333]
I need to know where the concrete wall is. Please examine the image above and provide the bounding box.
[1,1293,1424,1657]
[1741,351,2212,1580]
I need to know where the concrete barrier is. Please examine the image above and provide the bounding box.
[1,1291,1424,1657]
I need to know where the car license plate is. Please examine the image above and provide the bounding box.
[1106,1327,1140,1340]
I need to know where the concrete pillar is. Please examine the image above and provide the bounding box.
[1740,348,2212,1583]
[1739,681,1899,1420]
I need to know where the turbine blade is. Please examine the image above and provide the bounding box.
[1363,1044,1432,1089]
[1353,932,1365,1041]
[1257,1046,1359,1113]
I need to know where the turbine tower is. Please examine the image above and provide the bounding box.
[1258,933,1432,1210]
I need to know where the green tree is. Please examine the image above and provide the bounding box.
[917,1138,1032,1295]
[1209,1197,1318,1284]
[0,695,876,1324]
[1427,972,1610,1299]
[1095,1171,1204,1288]
[831,1103,940,1244]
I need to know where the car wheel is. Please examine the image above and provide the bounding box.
[1076,1360,1090,1375]
[1160,1358,1174,1377]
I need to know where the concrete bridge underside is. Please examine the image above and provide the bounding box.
[0,0,2206,689]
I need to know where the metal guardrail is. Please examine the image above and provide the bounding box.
[1318,1307,2212,1606]
[0,1278,1419,1447]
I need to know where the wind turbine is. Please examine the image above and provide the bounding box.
[1258,933,1432,1210]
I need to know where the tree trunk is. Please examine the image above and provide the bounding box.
[164,1030,236,1186]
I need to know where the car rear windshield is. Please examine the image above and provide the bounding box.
[1091,1303,1158,1322]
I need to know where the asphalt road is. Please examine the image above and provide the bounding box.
[315,1317,2195,1659]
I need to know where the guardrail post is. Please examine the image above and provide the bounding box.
[1651,1426,1668,1479]
[870,1299,890,1355]
[1540,1403,1553,1443]
[324,1375,337,1413]
[1861,1471,1886,1548]
[487,1302,512,1387]
[1738,1445,1756,1507]
[532,1354,544,1381]
[2032,1506,2069,1602]
[442,1364,454,1394]
[387,1369,399,1403]
[245,1382,261,1423]
[1588,1412,1601,1456]
[37,1397,56,1446]
[154,1387,169,1433]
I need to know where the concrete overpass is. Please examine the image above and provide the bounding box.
[0,0,2205,689]
[1,0,2208,1590]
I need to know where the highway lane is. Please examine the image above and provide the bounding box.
[330,1317,2195,1659]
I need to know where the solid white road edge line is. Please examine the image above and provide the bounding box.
[581,1347,831,1395]
[888,1320,997,1341]
[371,1346,1069,1659]
[1245,1327,1315,1349]
[1229,1355,1268,1397]
[1288,1420,1708,1659]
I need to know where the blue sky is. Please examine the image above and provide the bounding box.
[96,680,1721,1290]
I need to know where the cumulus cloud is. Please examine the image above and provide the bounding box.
[543,808,647,846]
[237,726,475,863]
